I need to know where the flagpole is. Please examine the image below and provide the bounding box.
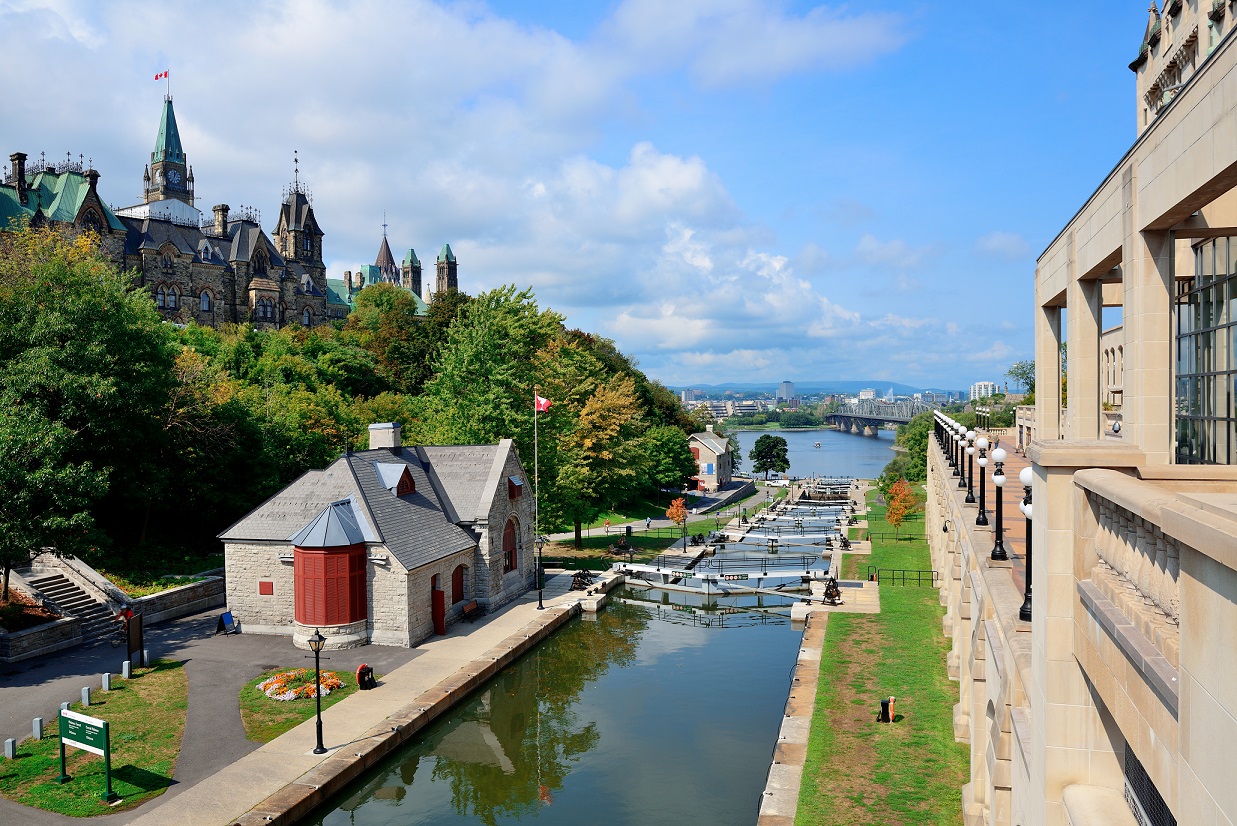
[534,386,543,610]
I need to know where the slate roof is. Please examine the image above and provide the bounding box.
[220,447,481,571]
[375,236,397,269]
[277,190,316,234]
[417,441,515,523]
[120,216,230,267]
[691,430,730,456]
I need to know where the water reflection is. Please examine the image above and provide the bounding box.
[317,601,650,825]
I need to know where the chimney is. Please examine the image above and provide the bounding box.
[10,152,27,205]
[368,421,402,452]
[85,168,100,195]
[213,204,229,236]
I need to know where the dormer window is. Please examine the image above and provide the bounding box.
[397,473,414,496]
[161,252,173,270]
[508,476,524,499]
[303,234,312,252]
[374,462,415,497]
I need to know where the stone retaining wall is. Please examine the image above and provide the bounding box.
[133,576,226,625]
[0,617,83,663]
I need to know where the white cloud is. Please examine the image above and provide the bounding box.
[975,231,1030,260]
[854,233,937,269]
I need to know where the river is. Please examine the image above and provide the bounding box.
[733,426,897,480]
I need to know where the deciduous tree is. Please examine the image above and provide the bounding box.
[749,434,790,479]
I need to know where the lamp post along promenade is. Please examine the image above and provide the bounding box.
[975,436,989,526]
[308,628,327,755]
[1019,467,1033,621]
[990,448,1008,560]
[964,430,976,504]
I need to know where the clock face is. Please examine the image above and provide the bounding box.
[168,169,181,185]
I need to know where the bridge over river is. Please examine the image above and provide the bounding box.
[825,399,934,436]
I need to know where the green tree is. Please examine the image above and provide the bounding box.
[643,425,697,500]
[0,400,108,600]
[1006,359,1035,394]
[749,434,790,479]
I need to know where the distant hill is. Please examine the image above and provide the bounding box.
[671,380,957,396]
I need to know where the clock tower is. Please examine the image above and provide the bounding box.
[144,96,193,207]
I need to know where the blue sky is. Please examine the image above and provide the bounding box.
[0,1,1140,390]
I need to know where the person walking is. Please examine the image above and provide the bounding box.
[645,516,652,530]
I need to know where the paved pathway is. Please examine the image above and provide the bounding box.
[0,577,584,825]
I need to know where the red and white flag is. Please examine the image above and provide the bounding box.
[535,395,552,413]
[154,70,169,81]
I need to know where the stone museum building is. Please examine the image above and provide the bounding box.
[220,422,536,650]
[930,4,1237,825]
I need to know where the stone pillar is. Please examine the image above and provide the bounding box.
[1121,217,1174,463]
[1067,276,1102,440]
[1035,302,1063,441]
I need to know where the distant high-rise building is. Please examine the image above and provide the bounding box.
[970,381,999,401]
[858,388,877,401]
[778,380,795,401]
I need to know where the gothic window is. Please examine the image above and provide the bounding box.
[253,254,267,275]
[167,287,178,309]
[303,233,312,252]
[155,285,167,309]
[502,518,518,573]
[200,291,212,312]
[81,210,102,233]
[161,252,173,270]
[279,302,287,323]
[301,306,312,326]
[451,565,466,604]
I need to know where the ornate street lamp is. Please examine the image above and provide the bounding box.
[957,425,967,490]
[1018,466,1033,621]
[990,448,1007,559]
[975,436,989,526]
[964,430,976,503]
[950,422,960,475]
[535,535,546,610]
[307,628,327,755]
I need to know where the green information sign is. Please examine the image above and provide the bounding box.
[58,708,118,802]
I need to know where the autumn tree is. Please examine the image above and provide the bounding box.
[666,497,689,553]
[885,478,920,540]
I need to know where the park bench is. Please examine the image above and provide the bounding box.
[461,600,485,622]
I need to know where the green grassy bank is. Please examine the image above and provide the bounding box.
[797,494,967,825]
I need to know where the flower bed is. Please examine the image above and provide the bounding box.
[257,668,344,701]
[0,591,60,632]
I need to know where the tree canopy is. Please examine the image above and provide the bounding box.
[749,434,790,479]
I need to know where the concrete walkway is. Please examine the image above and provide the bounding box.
[0,575,587,825]
[546,480,759,543]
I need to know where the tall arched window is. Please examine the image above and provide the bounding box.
[502,518,518,573]
[451,565,466,604]
[253,254,267,275]
[155,285,167,309]
[301,306,312,326]
[303,233,312,252]
[200,290,212,312]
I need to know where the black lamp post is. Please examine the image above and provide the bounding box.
[1019,467,1033,621]
[956,426,967,490]
[951,425,960,476]
[535,535,546,610]
[975,436,989,526]
[307,628,327,754]
[990,448,1007,560]
[964,430,976,503]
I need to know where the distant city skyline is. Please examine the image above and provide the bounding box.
[0,2,1134,387]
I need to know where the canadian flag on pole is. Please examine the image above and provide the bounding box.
[535,395,552,413]
[154,70,169,81]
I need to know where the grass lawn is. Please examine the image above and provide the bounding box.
[0,660,187,816]
[798,494,967,825]
[98,550,225,598]
[239,668,360,743]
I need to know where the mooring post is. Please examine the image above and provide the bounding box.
[4,739,15,759]
[33,717,43,741]
[122,660,131,679]
[81,687,91,707]
[101,673,111,691]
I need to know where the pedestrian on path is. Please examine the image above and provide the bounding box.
[604,519,611,533]
[645,516,652,530]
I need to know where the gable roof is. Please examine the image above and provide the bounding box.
[1,169,125,232]
[417,440,516,523]
[690,431,730,455]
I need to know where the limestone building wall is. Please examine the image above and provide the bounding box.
[474,448,537,610]
[224,541,296,635]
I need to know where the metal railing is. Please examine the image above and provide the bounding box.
[866,566,939,586]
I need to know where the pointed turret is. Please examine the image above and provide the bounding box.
[435,243,458,295]
[144,96,191,206]
[402,249,422,298]
[375,235,398,283]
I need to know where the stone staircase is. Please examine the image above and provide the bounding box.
[23,571,116,641]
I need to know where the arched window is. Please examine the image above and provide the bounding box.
[279,302,287,324]
[253,254,267,275]
[303,233,312,252]
[502,518,518,573]
[161,252,173,270]
[200,291,212,312]
[451,564,466,604]
[155,285,167,309]
[167,287,178,309]
[301,306,311,326]
[81,210,102,233]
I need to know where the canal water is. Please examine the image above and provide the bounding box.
[307,594,801,825]
[734,426,896,480]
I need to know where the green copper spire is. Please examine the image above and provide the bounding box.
[152,97,185,165]
[437,243,455,263]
